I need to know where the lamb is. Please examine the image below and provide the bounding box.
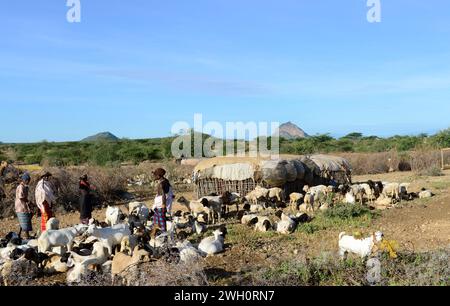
[105,206,124,227]
[46,218,60,230]
[254,217,272,233]
[351,184,365,204]
[419,189,434,199]
[38,224,88,253]
[66,241,110,284]
[359,183,375,204]
[268,187,284,202]
[303,192,315,210]
[303,185,327,195]
[274,211,297,234]
[241,214,259,226]
[111,247,151,285]
[289,193,304,211]
[198,226,227,256]
[245,186,270,205]
[84,223,132,256]
[177,197,212,222]
[338,231,384,259]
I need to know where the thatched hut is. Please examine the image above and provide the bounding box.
[193,155,352,198]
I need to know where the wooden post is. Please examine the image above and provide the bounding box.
[443,149,445,170]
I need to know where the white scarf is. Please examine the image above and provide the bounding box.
[35,179,56,210]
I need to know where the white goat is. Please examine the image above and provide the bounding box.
[105,206,123,227]
[84,223,131,256]
[198,228,226,256]
[338,231,384,259]
[38,224,88,253]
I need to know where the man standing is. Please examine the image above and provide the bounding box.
[35,172,55,232]
[152,168,174,232]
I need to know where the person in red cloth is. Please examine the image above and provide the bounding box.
[79,174,96,225]
[34,172,55,232]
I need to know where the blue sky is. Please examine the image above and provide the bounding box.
[1,0,450,143]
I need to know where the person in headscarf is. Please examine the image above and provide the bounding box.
[35,172,55,232]
[79,174,95,225]
[151,168,174,232]
[15,173,32,239]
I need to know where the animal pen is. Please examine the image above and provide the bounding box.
[193,155,352,199]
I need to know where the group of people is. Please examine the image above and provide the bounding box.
[14,172,96,239]
[14,167,174,238]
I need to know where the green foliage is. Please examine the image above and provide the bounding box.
[1,128,449,166]
[323,203,374,220]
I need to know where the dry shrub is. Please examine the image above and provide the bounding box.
[73,260,208,287]
[248,247,450,286]
[410,148,442,176]
[339,152,392,175]
[0,166,128,218]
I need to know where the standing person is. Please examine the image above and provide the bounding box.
[15,173,32,239]
[151,168,174,232]
[79,174,95,225]
[35,172,55,232]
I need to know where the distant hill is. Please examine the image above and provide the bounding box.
[275,122,309,139]
[82,132,119,142]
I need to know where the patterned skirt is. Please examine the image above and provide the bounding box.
[17,212,33,232]
[153,208,167,232]
[40,201,54,232]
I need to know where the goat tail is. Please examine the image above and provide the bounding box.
[339,232,346,240]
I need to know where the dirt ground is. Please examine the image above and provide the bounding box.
[1,170,449,285]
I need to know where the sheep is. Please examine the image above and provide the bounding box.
[382,183,400,203]
[221,191,242,216]
[128,202,150,223]
[42,253,70,274]
[343,189,356,204]
[374,194,392,209]
[274,211,297,234]
[351,184,365,204]
[198,226,227,256]
[111,247,151,285]
[419,189,434,199]
[399,183,411,196]
[289,193,304,212]
[199,196,223,224]
[303,192,315,209]
[38,224,88,253]
[192,220,207,235]
[245,186,270,205]
[177,197,212,221]
[46,218,60,230]
[338,231,384,259]
[298,202,314,214]
[84,223,132,256]
[268,188,284,202]
[359,183,375,204]
[303,185,327,195]
[105,206,124,227]
[66,241,110,284]
[254,217,272,233]
[175,241,202,264]
[120,236,138,256]
[241,214,259,226]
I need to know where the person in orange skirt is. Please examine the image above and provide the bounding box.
[35,172,56,232]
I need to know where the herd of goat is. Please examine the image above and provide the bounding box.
[0,179,435,285]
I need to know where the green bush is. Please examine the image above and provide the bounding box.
[324,204,373,220]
